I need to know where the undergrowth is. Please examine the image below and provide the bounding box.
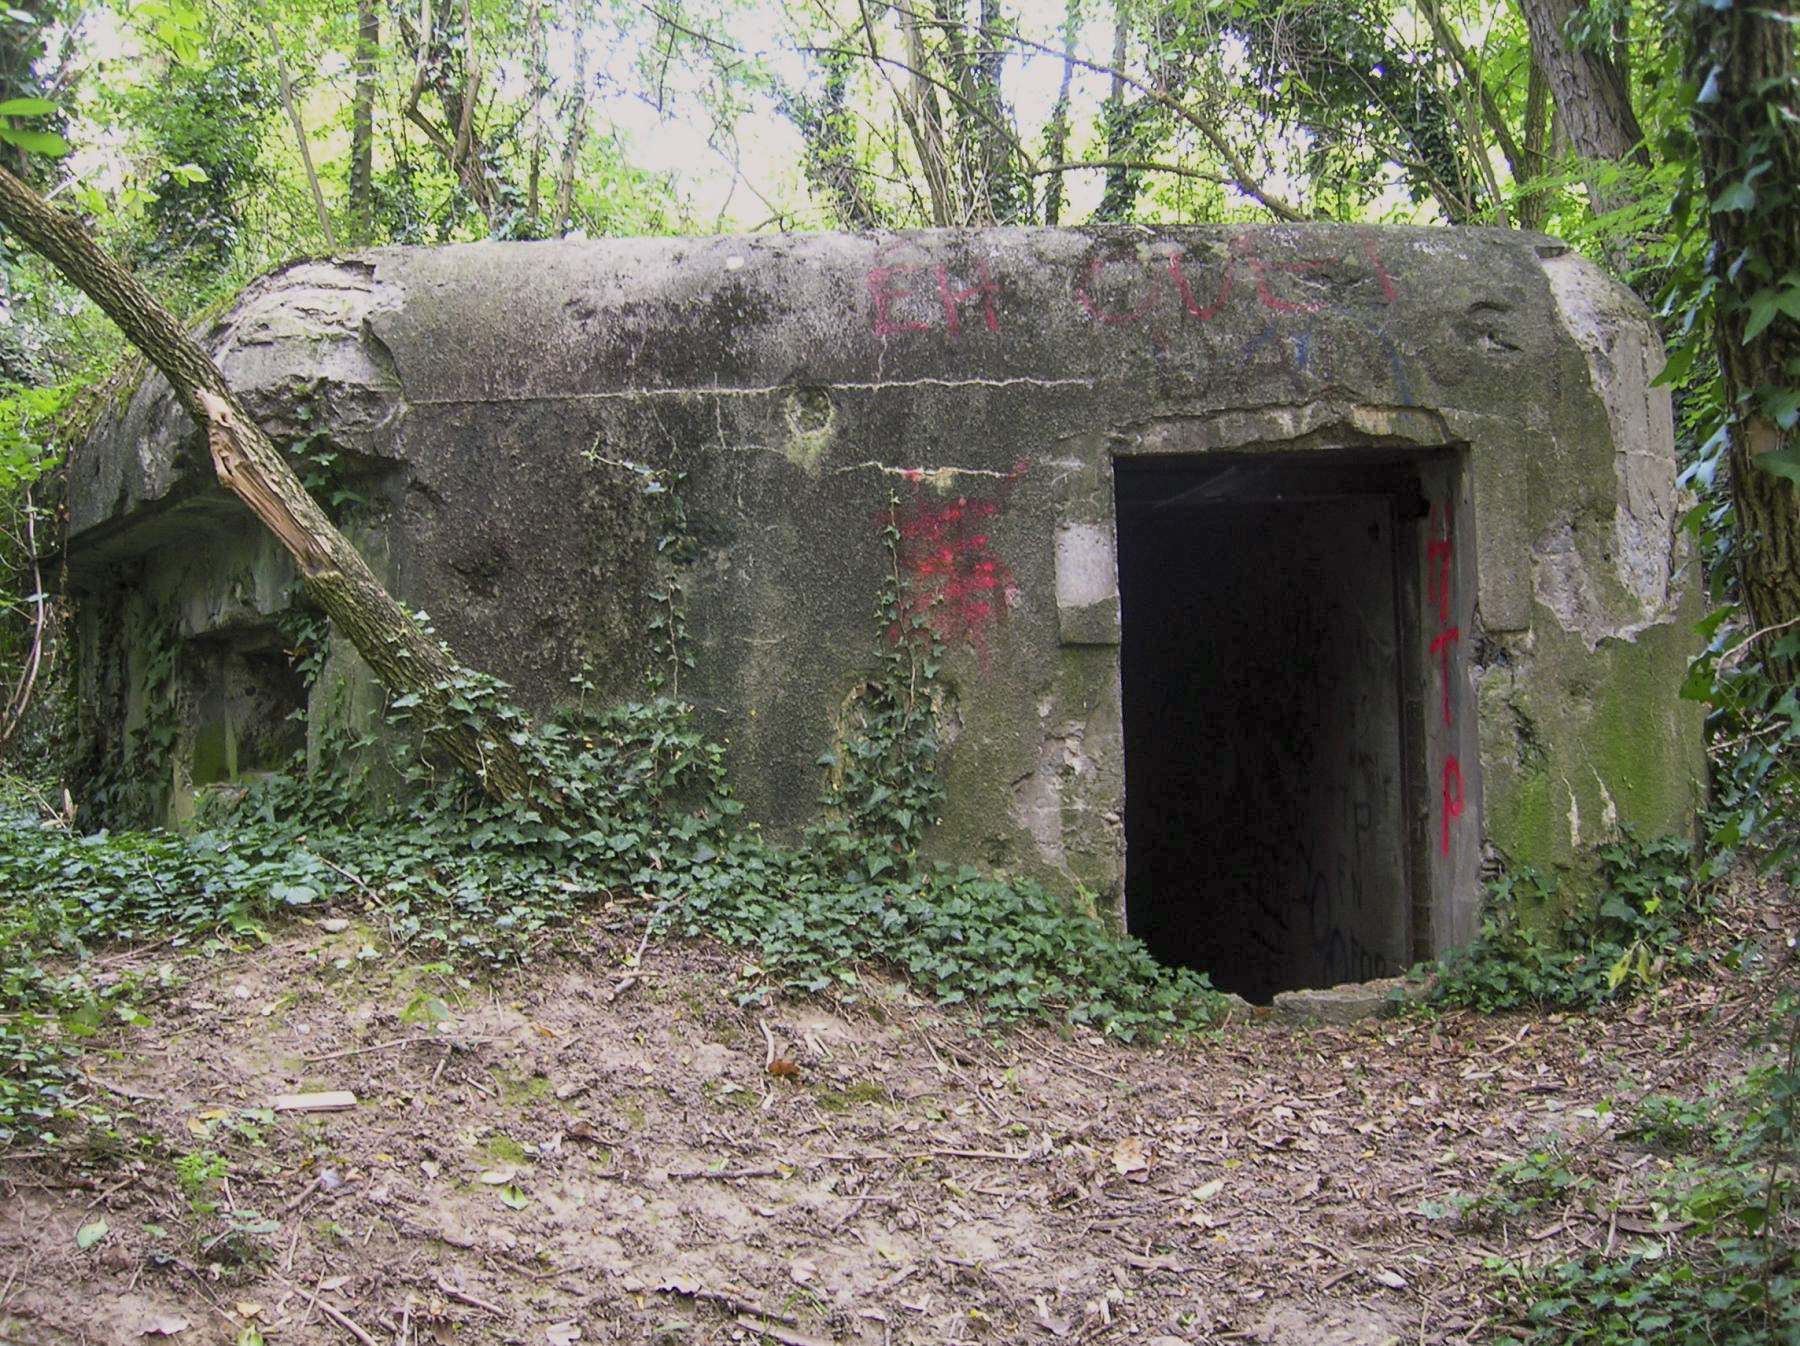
[0,495,1225,1146]
[1474,993,1800,1345]
[1431,831,1705,1012]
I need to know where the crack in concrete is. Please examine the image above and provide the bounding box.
[829,461,1025,480]
[405,375,1097,407]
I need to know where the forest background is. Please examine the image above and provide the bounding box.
[0,1,1797,1342]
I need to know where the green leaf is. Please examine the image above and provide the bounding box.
[1711,180,1756,213]
[0,97,54,116]
[498,1183,530,1210]
[1751,447,1800,485]
[75,1219,108,1249]
[1759,385,1800,429]
[1743,289,1782,342]
[1650,341,1698,388]
[0,127,68,156]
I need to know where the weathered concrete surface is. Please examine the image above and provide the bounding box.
[65,226,1705,993]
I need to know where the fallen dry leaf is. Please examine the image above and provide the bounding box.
[138,1316,190,1337]
[767,1057,800,1078]
[1111,1135,1150,1176]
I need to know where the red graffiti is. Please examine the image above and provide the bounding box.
[1442,756,1465,856]
[868,250,1001,337]
[867,234,1396,339]
[1427,500,1455,625]
[1076,251,1164,325]
[1427,500,1462,854]
[886,461,1027,662]
[1074,234,1391,328]
[1430,627,1461,727]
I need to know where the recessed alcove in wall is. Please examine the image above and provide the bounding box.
[180,629,309,789]
[1115,451,1442,1004]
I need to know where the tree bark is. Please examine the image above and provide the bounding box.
[350,0,378,242]
[0,165,531,800]
[1040,0,1078,226]
[1517,0,1649,216]
[1687,0,1800,681]
[898,0,952,225]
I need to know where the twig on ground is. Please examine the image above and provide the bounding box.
[433,1276,504,1315]
[293,1282,382,1346]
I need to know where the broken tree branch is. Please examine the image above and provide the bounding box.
[0,164,531,801]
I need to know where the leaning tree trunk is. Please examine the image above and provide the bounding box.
[0,165,532,800]
[1687,0,1800,683]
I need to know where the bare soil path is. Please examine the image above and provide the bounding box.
[0,893,1777,1346]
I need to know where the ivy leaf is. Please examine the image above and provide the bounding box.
[1758,385,1800,429]
[1651,341,1698,388]
[1711,180,1756,213]
[1743,290,1782,342]
[0,126,69,156]
[75,1218,108,1249]
[1751,447,1800,485]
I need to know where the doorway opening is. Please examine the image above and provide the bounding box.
[1115,452,1431,1003]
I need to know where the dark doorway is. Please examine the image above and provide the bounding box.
[1115,453,1425,1003]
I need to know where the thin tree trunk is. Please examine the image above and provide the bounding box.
[1095,4,1137,221]
[349,0,378,242]
[1041,0,1077,225]
[0,166,529,800]
[898,0,952,225]
[554,41,590,235]
[1517,55,1551,231]
[265,19,336,250]
[1418,0,1527,186]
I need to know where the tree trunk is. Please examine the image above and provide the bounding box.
[1687,0,1800,681]
[0,166,531,800]
[350,0,378,242]
[1095,5,1137,222]
[898,0,952,225]
[554,41,591,235]
[1040,0,1078,226]
[265,19,336,250]
[1517,56,1551,231]
[1517,0,1649,216]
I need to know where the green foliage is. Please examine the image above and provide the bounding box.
[1433,832,1702,1012]
[809,510,947,882]
[1483,1001,1800,1345]
[0,466,1227,1143]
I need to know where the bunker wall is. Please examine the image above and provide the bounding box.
[65,226,1706,978]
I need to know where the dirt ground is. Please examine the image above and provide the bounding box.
[0,884,1785,1346]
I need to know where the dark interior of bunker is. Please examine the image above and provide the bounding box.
[1115,453,1432,1003]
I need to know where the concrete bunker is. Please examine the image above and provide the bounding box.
[63,226,1707,994]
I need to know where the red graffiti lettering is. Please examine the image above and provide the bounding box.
[935,260,1001,336]
[1361,240,1398,302]
[1427,497,1464,855]
[1233,234,1332,314]
[868,263,931,336]
[1076,251,1162,325]
[885,462,1026,664]
[1441,756,1465,855]
[869,258,1002,336]
[1428,500,1454,624]
[1166,249,1232,320]
[1430,627,1461,726]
